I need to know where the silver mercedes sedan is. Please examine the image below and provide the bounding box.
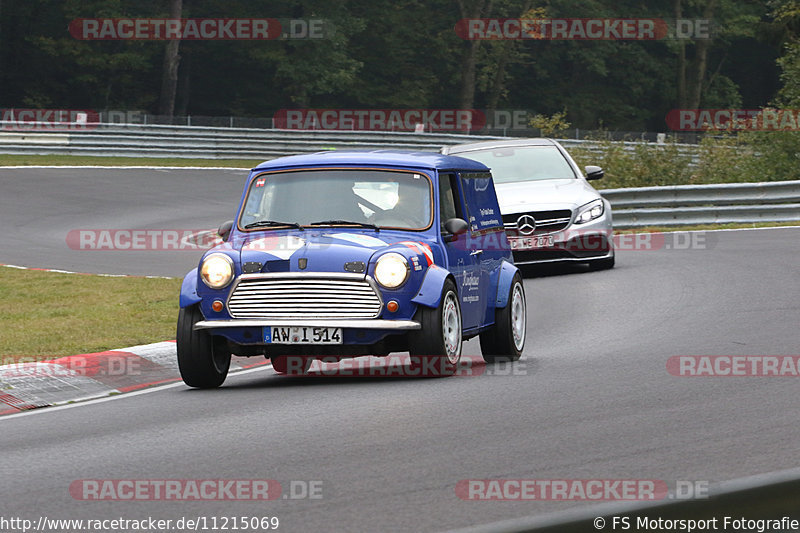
[442,138,614,270]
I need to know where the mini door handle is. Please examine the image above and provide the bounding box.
[470,249,483,256]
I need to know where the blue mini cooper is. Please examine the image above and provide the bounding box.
[177,151,527,387]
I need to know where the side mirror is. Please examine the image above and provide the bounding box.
[217,220,234,242]
[585,165,604,181]
[443,217,469,242]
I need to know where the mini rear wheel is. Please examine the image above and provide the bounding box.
[480,273,526,363]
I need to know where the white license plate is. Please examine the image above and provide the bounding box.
[508,235,555,250]
[265,326,342,345]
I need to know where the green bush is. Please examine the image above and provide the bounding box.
[742,131,800,182]
[567,131,800,189]
[690,135,754,184]
[569,138,692,189]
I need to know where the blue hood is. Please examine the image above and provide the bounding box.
[228,230,435,274]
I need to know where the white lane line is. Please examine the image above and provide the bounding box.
[0,364,272,422]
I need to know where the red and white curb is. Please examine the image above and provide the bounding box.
[0,263,269,414]
[0,341,268,415]
[1,262,175,279]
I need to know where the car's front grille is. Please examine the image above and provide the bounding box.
[503,210,573,235]
[227,274,383,319]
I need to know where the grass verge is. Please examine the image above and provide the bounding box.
[0,266,181,361]
[0,154,260,167]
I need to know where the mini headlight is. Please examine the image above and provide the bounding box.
[374,253,409,289]
[200,253,234,289]
[575,199,605,224]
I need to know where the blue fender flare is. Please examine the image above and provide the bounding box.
[410,265,454,309]
[494,261,520,309]
[179,268,202,308]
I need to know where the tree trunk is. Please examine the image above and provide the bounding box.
[485,44,509,113]
[687,0,716,109]
[486,1,531,116]
[176,48,190,116]
[458,0,492,110]
[159,0,183,117]
[674,0,687,109]
[460,40,479,110]
[677,0,716,110]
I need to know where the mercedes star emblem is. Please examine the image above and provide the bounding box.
[516,214,536,235]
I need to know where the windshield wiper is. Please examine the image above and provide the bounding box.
[309,219,379,231]
[244,219,303,230]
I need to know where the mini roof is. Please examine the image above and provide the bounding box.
[252,149,490,173]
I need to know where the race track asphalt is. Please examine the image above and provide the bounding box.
[0,167,247,277]
[1,167,799,531]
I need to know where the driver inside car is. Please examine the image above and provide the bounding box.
[368,178,430,228]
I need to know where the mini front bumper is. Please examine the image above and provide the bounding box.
[194,319,421,331]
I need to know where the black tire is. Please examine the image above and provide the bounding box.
[588,241,615,270]
[271,355,312,375]
[176,305,231,388]
[409,279,462,376]
[480,273,526,363]
[588,253,615,271]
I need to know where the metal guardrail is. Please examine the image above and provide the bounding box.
[559,138,704,166]
[0,122,705,159]
[1,122,797,227]
[601,181,800,227]
[0,122,506,159]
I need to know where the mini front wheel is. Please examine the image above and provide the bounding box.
[409,279,462,375]
[176,305,231,388]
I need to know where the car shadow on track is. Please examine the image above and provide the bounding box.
[518,262,608,279]
[177,353,534,390]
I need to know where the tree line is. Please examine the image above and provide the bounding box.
[1,0,799,132]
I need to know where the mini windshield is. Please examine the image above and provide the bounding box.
[458,145,577,183]
[239,169,432,230]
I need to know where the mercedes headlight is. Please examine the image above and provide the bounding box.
[200,253,234,289]
[575,199,604,224]
[374,253,409,289]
